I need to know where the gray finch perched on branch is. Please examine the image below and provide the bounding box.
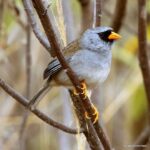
[44,26,121,88]
[29,26,121,123]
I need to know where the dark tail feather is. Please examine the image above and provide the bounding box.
[43,67,51,79]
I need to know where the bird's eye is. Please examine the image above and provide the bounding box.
[97,30,113,42]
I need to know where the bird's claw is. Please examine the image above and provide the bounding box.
[85,104,99,124]
[80,80,88,99]
[73,88,79,96]
[73,80,88,99]
[72,81,99,124]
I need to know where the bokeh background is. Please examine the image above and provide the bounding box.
[0,0,150,150]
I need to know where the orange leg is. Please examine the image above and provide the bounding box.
[73,80,99,124]
[85,104,99,124]
[80,80,88,99]
[72,80,87,97]
[73,88,79,96]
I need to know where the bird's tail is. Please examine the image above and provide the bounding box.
[28,82,51,110]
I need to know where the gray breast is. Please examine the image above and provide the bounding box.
[69,49,112,87]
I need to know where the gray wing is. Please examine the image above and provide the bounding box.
[43,39,79,82]
[43,58,71,82]
[43,59,62,81]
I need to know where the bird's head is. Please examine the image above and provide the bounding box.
[80,26,121,54]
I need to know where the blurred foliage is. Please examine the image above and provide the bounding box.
[129,85,147,121]
[3,9,14,32]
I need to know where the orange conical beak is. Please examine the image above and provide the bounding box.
[108,32,121,40]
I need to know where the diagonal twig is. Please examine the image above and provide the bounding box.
[69,90,103,150]
[22,0,52,55]
[0,78,82,134]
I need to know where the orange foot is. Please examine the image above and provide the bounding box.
[85,104,99,124]
[73,80,88,99]
[73,81,99,124]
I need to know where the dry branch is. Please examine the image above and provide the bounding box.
[94,0,112,149]
[111,0,127,32]
[95,0,101,26]
[22,0,51,55]
[62,0,75,42]
[19,22,32,150]
[79,0,93,32]
[69,90,103,150]
[138,0,150,124]
[25,24,32,99]
[0,78,80,134]
[104,8,136,35]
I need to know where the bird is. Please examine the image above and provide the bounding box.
[29,26,121,123]
[43,26,121,89]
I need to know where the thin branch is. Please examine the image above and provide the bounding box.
[94,0,112,149]
[95,0,101,27]
[26,24,32,99]
[27,83,50,108]
[62,0,75,42]
[0,78,81,134]
[93,0,102,27]
[111,0,127,32]
[138,0,150,124]
[94,123,111,150]
[19,110,29,150]
[22,0,52,55]
[78,0,93,32]
[104,8,137,35]
[69,91,103,150]
[23,0,65,56]
[19,23,32,150]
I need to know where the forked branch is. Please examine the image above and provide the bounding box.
[0,78,82,134]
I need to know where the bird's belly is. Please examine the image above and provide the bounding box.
[54,61,110,89]
[74,65,110,88]
[54,50,111,89]
[71,51,111,88]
